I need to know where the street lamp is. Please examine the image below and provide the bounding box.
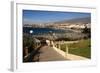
[30,30,33,34]
[29,30,33,38]
[49,31,56,47]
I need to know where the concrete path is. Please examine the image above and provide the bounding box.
[67,54,89,60]
[38,45,89,62]
[39,46,68,61]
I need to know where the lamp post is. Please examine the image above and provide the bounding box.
[30,30,33,35]
[49,31,53,47]
[29,30,33,39]
[49,31,56,47]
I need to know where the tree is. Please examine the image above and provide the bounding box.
[82,25,91,38]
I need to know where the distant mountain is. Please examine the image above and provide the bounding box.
[53,17,91,24]
[23,17,91,28]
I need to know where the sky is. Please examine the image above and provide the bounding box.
[23,10,91,24]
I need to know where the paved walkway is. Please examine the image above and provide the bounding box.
[67,54,89,60]
[39,46,68,61]
[38,46,89,61]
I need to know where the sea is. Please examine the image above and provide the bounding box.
[23,27,72,35]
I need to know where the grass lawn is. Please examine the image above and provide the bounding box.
[60,39,91,58]
[60,44,67,52]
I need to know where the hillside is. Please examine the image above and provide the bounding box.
[53,17,91,24]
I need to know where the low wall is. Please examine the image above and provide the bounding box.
[53,46,89,60]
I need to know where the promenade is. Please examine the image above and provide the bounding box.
[38,45,89,61]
